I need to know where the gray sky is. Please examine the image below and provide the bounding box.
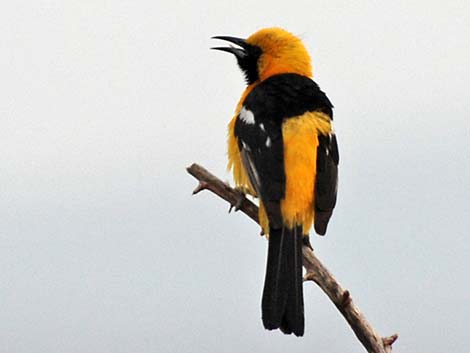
[1,1,469,352]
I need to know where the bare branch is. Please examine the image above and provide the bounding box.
[187,163,258,223]
[187,163,398,353]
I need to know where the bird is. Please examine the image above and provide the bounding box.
[212,27,339,337]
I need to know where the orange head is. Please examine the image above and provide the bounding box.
[212,27,312,84]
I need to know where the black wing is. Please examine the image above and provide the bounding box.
[235,73,334,230]
[314,133,339,235]
[236,123,284,229]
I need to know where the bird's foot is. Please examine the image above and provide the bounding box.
[228,187,246,213]
[303,236,313,251]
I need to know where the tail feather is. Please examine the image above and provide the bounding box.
[262,225,304,336]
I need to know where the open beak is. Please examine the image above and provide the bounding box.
[211,36,248,59]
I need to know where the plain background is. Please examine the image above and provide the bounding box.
[1,1,469,352]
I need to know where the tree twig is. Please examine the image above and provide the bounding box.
[187,163,398,353]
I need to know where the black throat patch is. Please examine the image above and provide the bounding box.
[236,45,262,85]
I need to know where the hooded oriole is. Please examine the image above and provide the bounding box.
[212,27,339,337]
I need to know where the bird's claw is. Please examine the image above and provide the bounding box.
[302,236,313,251]
[228,188,246,213]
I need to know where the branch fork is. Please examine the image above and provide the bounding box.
[192,181,208,195]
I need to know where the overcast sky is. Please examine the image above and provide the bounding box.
[1,1,469,352]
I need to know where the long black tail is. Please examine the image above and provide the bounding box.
[261,225,304,336]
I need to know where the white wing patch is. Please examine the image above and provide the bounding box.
[239,106,255,125]
[265,136,272,147]
[241,140,251,151]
